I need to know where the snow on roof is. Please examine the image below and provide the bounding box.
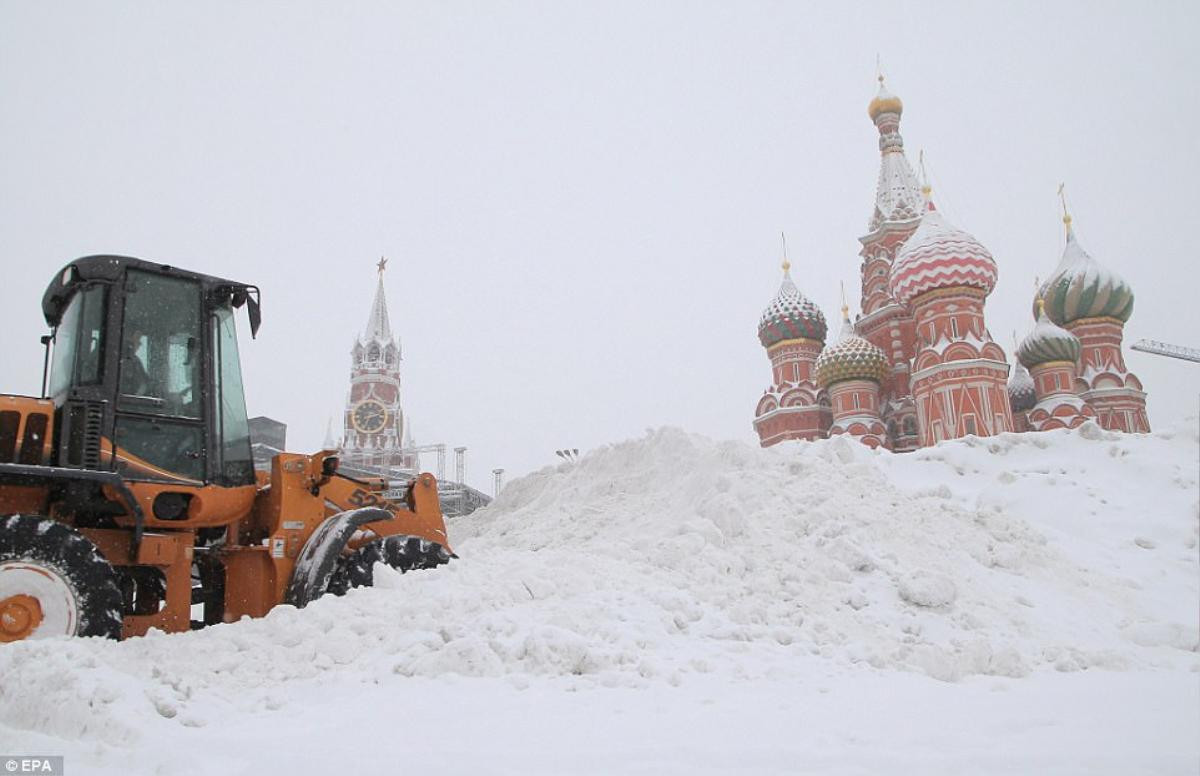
[1037,228,1134,324]
[868,146,924,232]
[889,208,997,305]
[1018,310,1081,368]
[1008,359,1037,411]
[758,268,827,346]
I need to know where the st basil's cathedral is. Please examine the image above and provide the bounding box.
[753,77,1150,450]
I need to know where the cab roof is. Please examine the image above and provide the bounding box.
[42,255,260,335]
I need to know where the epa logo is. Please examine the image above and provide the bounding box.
[3,759,62,775]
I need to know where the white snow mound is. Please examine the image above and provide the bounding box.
[1,421,1196,745]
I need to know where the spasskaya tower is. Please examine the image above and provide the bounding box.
[340,258,414,470]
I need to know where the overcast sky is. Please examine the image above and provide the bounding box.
[1,1,1196,491]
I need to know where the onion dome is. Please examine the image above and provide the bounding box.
[1034,226,1134,325]
[816,308,890,388]
[1007,360,1037,412]
[889,203,998,307]
[1017,305,1082,368]
[868,78,903,120]
[758,261,827,348]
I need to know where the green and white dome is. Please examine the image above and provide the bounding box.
[1017,308,1082,368]
[1035,228,1134,325]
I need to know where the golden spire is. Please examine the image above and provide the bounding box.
[918,150,932,197]
[868,59,903,120]
[780,232,790,273]
[840,281,849,320]
[1036,296,1046,317]
[1057,183,1072,232]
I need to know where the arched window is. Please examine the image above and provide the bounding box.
[367,343,380,362]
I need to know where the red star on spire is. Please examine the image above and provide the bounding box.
[376,256,388,274]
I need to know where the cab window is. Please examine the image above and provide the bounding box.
[48,285,106,399]
[212,303,254,485]
[118,270,202,419]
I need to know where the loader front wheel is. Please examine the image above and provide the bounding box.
[0,515,123,642]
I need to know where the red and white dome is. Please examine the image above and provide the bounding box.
[888,207,998,307]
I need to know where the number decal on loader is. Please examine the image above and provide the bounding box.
[347,489,384,508]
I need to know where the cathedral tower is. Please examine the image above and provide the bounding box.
[341,259,412,470]
[1016,301,1097,431]
[888,194,1013,443]
[1035,201,1149,433]
[753,252,830,445]
[856,76,924,451]
[815,304,891,448]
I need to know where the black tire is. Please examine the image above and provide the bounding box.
[0,514,123,641]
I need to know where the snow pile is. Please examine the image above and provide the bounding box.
[0,421,1196,748]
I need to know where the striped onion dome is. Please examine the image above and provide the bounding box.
[889,205,998,307]
[1034,227,1133,324]
[815,314,889,388]
[1007,360,1037,412]
[758,266,827,348]
[1017,308,1082,368]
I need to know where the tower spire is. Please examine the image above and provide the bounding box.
[781,232,791,273]
[866,74,922,231]
[365,258,393,342]
[1057,183,1073,234]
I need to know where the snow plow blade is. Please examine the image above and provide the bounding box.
[285,506,393,608]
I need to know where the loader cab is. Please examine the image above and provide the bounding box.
[42,256,261,487]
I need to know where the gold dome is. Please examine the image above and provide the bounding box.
[868,77,903,121]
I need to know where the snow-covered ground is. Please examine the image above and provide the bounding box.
[1,422,1197,774]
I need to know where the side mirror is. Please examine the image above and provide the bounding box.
[246,294,261,339]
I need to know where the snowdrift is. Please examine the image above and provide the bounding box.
[0,421,1196,748]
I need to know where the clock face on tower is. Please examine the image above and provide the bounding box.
[351,399,389,434]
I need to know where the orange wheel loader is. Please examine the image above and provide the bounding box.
[0,256,453,643]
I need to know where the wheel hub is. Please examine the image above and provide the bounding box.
[0,594,43,642]
[0,561,79,641]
